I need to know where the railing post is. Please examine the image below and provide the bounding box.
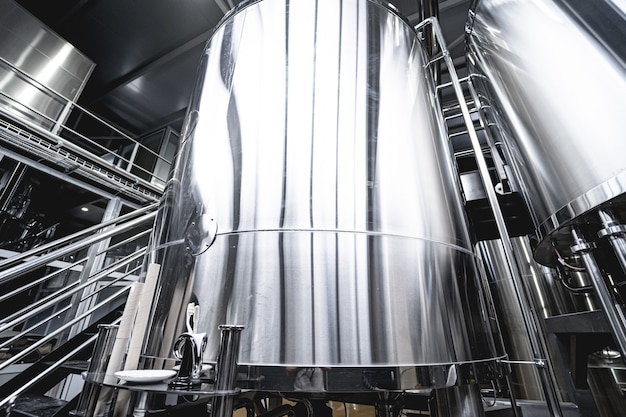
[127,143,139,173]
[51,101,74,135]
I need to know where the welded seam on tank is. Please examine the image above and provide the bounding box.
[234,355,508,368]
[277,0,290,363]
[308,0,320,364]
[365,0,383,363]
[212,228,479,257]
[333,0,345,365]
[139,354,508,368]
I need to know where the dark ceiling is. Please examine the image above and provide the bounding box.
[14,0,471,139]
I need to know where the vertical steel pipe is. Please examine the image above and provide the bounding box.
[571,227,626,359]
[211,325,244,417]
[598,209,626,276]
[433,384,485,417]
[73,325,119,417]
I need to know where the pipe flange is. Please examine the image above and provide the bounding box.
[598,224,626,238]
[570,241,596,254]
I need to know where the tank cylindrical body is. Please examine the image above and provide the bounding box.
[466,0,626,264]
[139,0,501,392]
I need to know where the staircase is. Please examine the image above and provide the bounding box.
[0,17,173,416]
[3,310,122,417]
[0,204,156,417]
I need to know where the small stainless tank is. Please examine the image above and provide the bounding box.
[138,0,502,393]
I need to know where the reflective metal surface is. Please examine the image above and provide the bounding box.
[467,0,626,262]
[587,349,626,417]
[478,238,545,401]
[0,0,94,99]
[433,383,485,417]
[138,0,502,391]
[477,237,596,403]
[0,0,94,127]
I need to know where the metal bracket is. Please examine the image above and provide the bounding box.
[570,241,597,254]
[598,224,626,238]
[184,213,218,256]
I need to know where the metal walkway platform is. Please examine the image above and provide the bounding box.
[0,116,162,204]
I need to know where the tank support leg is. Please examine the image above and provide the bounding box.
[374,393,403,417]
[431,384,485,417]
[210,325,245,417]
[571,227,626,360]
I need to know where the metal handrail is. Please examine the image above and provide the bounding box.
[0,211,155,285]
[0,213,151,377]
[0,205,155,324]
[0,255,87,304]
[0,229,152,304]
[0,229,151,303]
[57,114,170,180]
[0,55,173,180]
[104,228,152,254]
[0,90,167,187]
[0,284,131,372]
[0,250,145,336]
[0,262,142,362]
[0,202,157,269]
[0,199,156,415]
[0,321,111,412]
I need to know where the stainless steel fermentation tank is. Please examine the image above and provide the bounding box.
[467,0,626,258]
[0,0,94,130]
[467,0,626,414]
[138,0,502,404]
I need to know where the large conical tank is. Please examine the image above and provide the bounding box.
[140,0,501,392]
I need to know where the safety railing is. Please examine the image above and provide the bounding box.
[0,55,177,202]
[0,203,157,284]
[0,203,157,410]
